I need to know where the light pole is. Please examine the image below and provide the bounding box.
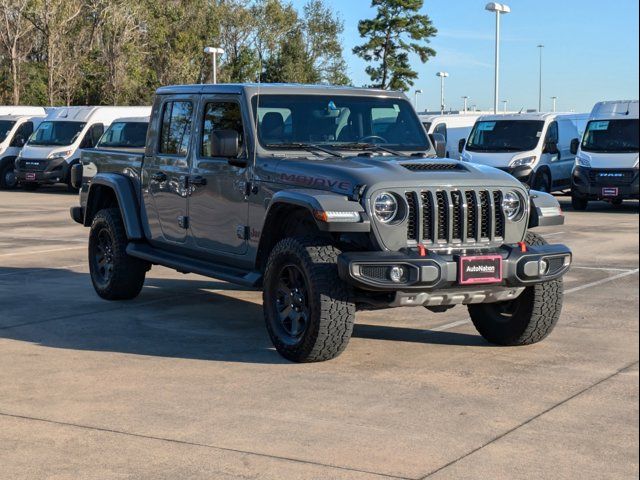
[414,89,423,111]
[436,72,448,114]
[204,47,224,84]
[537,44,544,112]
[485,3,511,114]
[550,96,557,113]
[462,96,469,113]
[502,100,508,112]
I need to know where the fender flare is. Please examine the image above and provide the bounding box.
[528,190,565,228]
[85,173,144,239]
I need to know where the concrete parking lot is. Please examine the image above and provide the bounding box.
[0,188,638,480]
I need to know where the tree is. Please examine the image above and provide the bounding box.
[353,0,437,91]
[263,27,318,84]
[0,0,34,104]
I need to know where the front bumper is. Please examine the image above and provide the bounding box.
[15,157,71,185]
[338,243,571,307]
[572,166,639,200]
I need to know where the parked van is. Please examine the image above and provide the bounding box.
[94,115,150,151]
[0,106,46,116]
[0,111,46,189]
[570,100,639,210]
[15,106,150,190]
[419,113,482,159]
[460,112,588,192]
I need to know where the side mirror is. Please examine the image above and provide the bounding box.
[70,163,83,190]
[458,138,466,154]
[570,138,580,155]
[511,164,533,185]
[212,130,244,165]
[430,133,446,158]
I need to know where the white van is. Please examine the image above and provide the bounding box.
[0,106,47,116]
[94,115,150,151]
[460,112,588,192]
[0,112,46,189]
[15,106,150,190]
[419,113,482,159]
[570,100,639,210]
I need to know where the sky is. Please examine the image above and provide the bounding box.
[290,0,639,113]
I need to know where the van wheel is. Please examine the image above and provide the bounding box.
[0,161,18,190]
[89,208,149,300]
[468,232,563,346]
[532,171,551,193]
[263,237,355,363]
[571,193,588,211]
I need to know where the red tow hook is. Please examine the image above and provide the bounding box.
[417,244,428,257]
[518,242,528,253]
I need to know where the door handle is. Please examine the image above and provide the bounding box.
[151,171,167,183]
[189,175,207,186]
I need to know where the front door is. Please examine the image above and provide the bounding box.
[187,96,249,255]
[143,96,195,245]
[543,121,563,187]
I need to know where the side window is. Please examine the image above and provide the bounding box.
[159,101,193,155]
[11,121,33,147]
[201,101,244,157]
[546,122,559,144]
[80,124,104,148]
[434,123,447,141]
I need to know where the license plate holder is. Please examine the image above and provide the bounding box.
[602,187,619,197]
[459,255,503,285]
[25,172,36,181]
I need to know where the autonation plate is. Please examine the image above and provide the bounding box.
[459,255,503,285]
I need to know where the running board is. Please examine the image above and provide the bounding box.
[126,243,262,288]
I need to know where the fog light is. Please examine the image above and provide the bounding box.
[390,266,405,283]
[539,259,549,276]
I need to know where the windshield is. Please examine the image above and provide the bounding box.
[97,121,148,148]
[467,120,544,152]
[581,119,639,153]
[0,120,16,143]
[28,121,86,146]
[252,95,429,151]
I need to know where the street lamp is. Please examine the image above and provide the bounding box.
[414,89,423,111]
[502,100,508,112]
[204,47,224,84]
[485,2,511,114]
[537,44,544,111]
[551,96,557,113]
[436,72,449,114]
[462,96,470,113]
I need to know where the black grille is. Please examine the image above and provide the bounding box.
[19,159,48,172]
[401,163,465,172]
[546,256,567,276]
[360,266,390,281]
[588,169,637,186]
[405,189,507,246]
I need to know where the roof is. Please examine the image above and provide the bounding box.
[590,100,639,119]
[477,112,589,122]
[110,116,150,123]
[0,114,44,122]
[155,83,408,99]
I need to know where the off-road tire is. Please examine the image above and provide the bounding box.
[0,160,17,190]
[263,236,355,363]
[571,193,588,211]
[468,232,563,346]
[89,208,148,300]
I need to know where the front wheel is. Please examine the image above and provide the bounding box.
[532,170,551,193]
[0,161,18,190]
[571,192,588,211]
[468,232,563,346]
[263,237,355,362]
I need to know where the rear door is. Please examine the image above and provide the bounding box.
[542,121,562,186]
[187,95,250,255]
[142,95,195,245]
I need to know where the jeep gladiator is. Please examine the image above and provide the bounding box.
[71,84,571,362]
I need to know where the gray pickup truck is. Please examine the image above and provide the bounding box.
[71,84,571,362]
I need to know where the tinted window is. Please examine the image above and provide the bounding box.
[28,121,86,146]
[545,122,558,144]
[201,102,244,157]
[582,119,639,153]
[252,95,429,151]
[98,122,149,148]
[0,121,16,142]
[159,101,193,155]
[467,120,544,152]
[81,123,104,148]
[11,121,33,146]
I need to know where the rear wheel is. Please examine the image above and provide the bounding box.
[89,208,149,300]
[263,236,355,362]
[468,232,563,346]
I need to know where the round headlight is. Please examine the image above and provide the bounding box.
[374,192,398,223]
[502,191,523,221]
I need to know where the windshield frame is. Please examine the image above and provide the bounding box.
[0,120,17,144]
[27,120,87,147]
[581,119,639,154]
[466,119,545,153]
[251,94,431,154]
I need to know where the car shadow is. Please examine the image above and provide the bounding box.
[556,196,639,213]
[0,266,491,364]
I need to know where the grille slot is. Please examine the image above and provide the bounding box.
[435,191,448,241]
[421,192,434,242]
[479,191,491,239]
[465,191,477,240]
[451,191,463,241]
[405,192,418,241]
[493,191,505,238]
[360,266,391,281]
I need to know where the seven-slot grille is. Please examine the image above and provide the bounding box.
[405,189,506,246]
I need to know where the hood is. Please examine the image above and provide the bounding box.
[256,154,523,197]
[462,150,537,168]
[20,144,77,160]
[578,150,639,169]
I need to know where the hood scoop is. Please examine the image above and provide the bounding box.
[400,162,467,172]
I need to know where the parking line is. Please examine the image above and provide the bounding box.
[571,265,638,272]
[432,268,640,333]
[0,246,85,257]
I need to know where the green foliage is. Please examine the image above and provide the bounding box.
[353,0,437,91]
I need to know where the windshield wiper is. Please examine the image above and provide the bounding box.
[265,142,343,158]
[328,142,408,157]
